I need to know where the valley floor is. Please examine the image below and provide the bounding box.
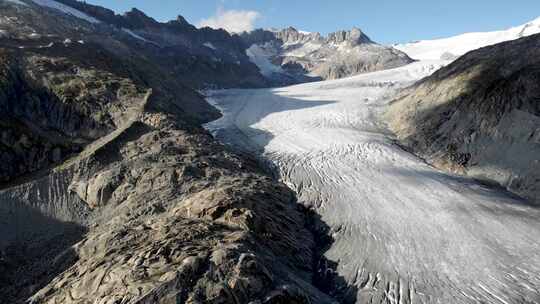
[204,61,540,304]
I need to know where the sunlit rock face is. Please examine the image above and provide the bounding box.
[241,27,413,86]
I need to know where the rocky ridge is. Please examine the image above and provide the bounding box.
[242,27,413,85]
[0,0,345,303]
[4,0,414,88]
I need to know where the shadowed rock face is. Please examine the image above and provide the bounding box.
[387,33,540,204]
[0,48,147,183]
[0,1,339,303]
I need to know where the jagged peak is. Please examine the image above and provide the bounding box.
[283,26,299,32]
[173,15,190,26]
[326,27,373,45]
[123,7,155,22]
[122,7,160,28]
[263,25,373,45]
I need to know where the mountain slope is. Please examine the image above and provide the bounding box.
[242,27,413,85]
[0,1,338,303]
[395,17,540,60]
[0,0,268,89]
[4,0,415,88]
[387,33,540,203]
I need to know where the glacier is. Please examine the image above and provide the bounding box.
[205,60,540,303]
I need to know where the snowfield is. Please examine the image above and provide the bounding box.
[395,17,540,60]
[205,61,540,304]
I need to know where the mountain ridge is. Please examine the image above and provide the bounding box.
[3,0,270,89]
[241,26,413,85]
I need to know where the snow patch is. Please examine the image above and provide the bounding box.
[282,41,322,57]
[203,42,216,50]
[30,0,100,24]
[3,0,27,6]
[28,32,41,39]
[121,28,160,47]
[122,28,149,42]
[246,44,284,77]
[39,42,54,48]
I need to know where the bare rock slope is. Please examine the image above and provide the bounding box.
[387,33,540,203]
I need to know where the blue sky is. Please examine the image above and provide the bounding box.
[85,0,540,44]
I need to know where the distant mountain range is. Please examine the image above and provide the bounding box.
[241,27,413,85]
[6,0,540,87]
[0,0,270,89]
[0,0,418,88]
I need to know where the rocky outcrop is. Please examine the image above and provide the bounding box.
[310,44,414,80]
[242,27,413,85]
[386,33,540,204]
[326,27,373,45]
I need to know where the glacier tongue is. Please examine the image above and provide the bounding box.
[205,61,540,303]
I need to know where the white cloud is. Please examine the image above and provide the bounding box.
[198,7,261,33]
